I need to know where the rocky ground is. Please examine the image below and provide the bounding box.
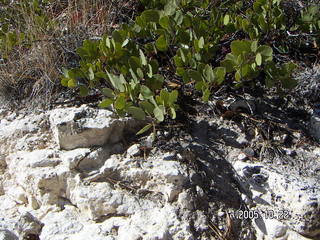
[0,66,320,240]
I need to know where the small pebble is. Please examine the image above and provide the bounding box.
[238,153,248,161]
[284,149,296,156]
[236,135,249,146]
[313,148,320,156]
[127,144,141,157]
[243,147,255,157]
[218,211,225,217]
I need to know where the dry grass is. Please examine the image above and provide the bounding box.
[0,0,139,109]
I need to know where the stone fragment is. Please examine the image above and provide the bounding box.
[238,153,248,161]
[310,114,320,142]
[0,229,18,240]
[49,106,126,150]
[314,147,320,156]
[126,144,141,157]
[69,182,125,220]
[243,147,255,157]
[16,212,43,239]
[178,190,194,210]
[264,219,288,238]
[236,135,249,146]
[61,147,110,171]
[40,206,84,240]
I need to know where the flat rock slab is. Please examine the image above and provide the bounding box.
[49,106,125,150]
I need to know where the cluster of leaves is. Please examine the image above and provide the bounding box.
[0,0,54,58]
[61,0,319,133]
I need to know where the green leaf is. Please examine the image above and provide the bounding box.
[150,59,159,73]
[139,49,147,66]
[115,95,126,110]
[126,106,146,120]
[148,74,164,90]
[235,70,241,82]
[177,48,186,63]
[224,15,230,25]
[159,16,170,30]
[231,40,251,56]
[154,106,164,122]
[168,90,178,105]
[137,68,144,79]
[129,56,142,71]
[256,53,262,66]
[242,19,250,31]
[142,10,160,23]
[221,59,235,73]
[202,88,211,102]
[257,45,273,57]
[156,35,168,51]
[147,64,153,78]
[107,72,125,92]
[198,36,205,49]
[258,15,268,31]
[251,41,258,52]
[213,67,226,85]
[174,10,184,26]
[105,36,111,48]
[241,64,250,77]
[101,88,115,98]
[174,56,184,67]
[112,30,123,43]
[140,85,154,100]
[203,64,215,82]
[61,78,69,87]
[164,1,178,16]
[176,67,186,76]
[88,67,94,80]
[68,79,77,88]
[136,123,153,135]
[99,98,113,108]
[140,101,155,115]
[170,107,176,119]
[195,81,205,91]
[121,39,129,47]
[283,61,297,72]
[189,70,203,82]
[160,89,170,105]
[79,86,89,97]
[176,31,190,44]
[95,72,108,80]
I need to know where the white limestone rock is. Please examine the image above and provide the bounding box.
[254,218,288,239]
[233,161,320,238]
[0,113,45,140]
[310,114,320,142]
[0,218,18,240]
[4,150,72,207]
[0,229,18,240]
[61,147,110,171]
[49,106,126,150]
[69,182,125,220]
[40,206,84,240]
[16,212,43,239]
[116,206,193,240]
[126,144,141,157]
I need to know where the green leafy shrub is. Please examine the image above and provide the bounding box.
[62,0,318,133]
